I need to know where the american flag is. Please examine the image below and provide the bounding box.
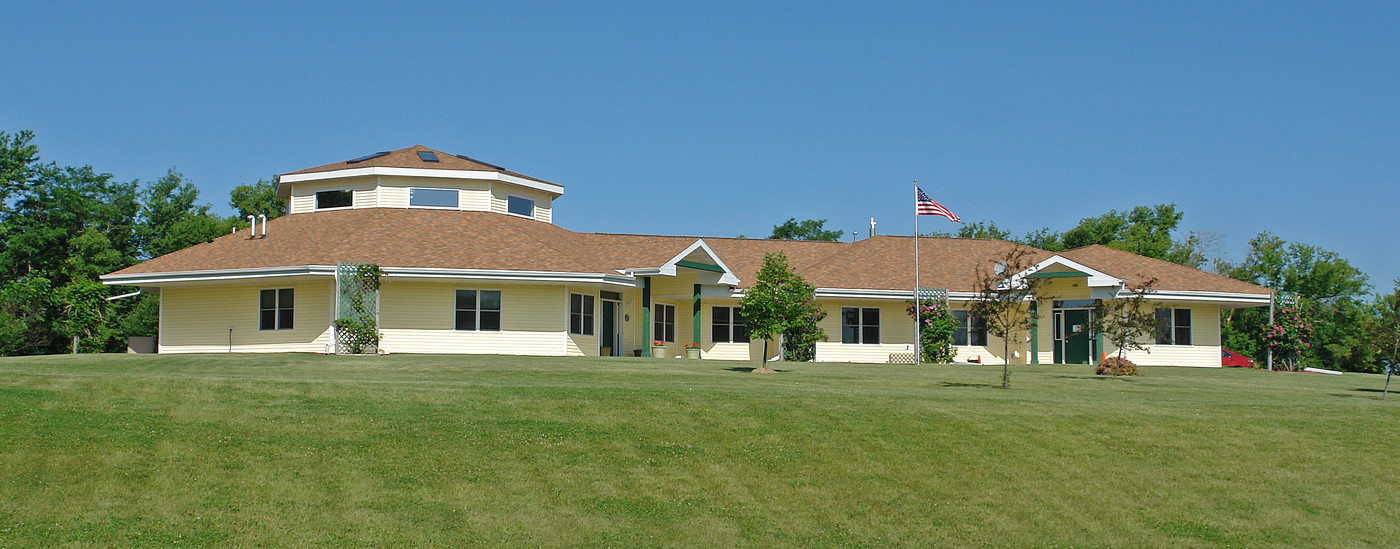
[915,186,961,222]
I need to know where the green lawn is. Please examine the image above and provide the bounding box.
[2,354,1398,547]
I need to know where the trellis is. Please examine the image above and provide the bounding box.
[916,287,948,304]
[335,262,381,355]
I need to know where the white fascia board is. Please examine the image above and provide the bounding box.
[278,167,564,196]
[1137,290,1272,305]
[1016,255,1123,288]
[103,265,636,287]
[662,239,740,285]
[100,265,338,286]
[382,267,635,287]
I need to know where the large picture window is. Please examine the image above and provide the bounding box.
[259,288,294,331]
[1155,308,1192,345]
[952,310,988,346]
[841,307,880,344]
[456,290,502,331]
[315,189,353,209]
[570,293,595,336]
[409,188,458,208]
[653,303,676,343]
[711,306,749,343]
[507,195,535,217]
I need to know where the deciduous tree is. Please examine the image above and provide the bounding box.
[768,218,842,241]
[739,253,826,372]
[969,246,1047,388]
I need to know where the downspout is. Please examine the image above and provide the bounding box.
[106,289,142,301]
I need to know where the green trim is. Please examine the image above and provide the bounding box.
[1095,329,1104,365]
[676,260,725,273]
[640,277,652,357]
[1029,301,1039,364]
[693,284,702,351]
[1026,270,1089,279]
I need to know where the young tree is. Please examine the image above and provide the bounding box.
[969,246,1047,389]
[768,218,842,241]
[739,253,826,373]
[1091,278,1162,374]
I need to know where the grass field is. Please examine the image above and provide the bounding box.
[2,354,1398,547]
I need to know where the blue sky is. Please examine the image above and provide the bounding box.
[4,1,1397,288]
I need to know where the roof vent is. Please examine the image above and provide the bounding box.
[347,151,390,163]
[417,151,439,162]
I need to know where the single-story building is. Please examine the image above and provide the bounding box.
[101,145,1271,366]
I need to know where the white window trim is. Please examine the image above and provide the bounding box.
[408,187,461,210]
[505,194,536,218]
[952,310,988,347]
[841,306,881,345]
[313,188,355,211]
[653,302,677,343]
[1158,308,1193,346]
[711,305,749,343]
[259,287,295,331]
[569,292,596,336]
[454,287,504,332]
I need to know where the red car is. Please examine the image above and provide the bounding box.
[1221,348,1255,368]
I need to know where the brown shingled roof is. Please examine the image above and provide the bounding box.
[281,145,557,187]
[106,209,1268,297]
[1058,244,1269,295]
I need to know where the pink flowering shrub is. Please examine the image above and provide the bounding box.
[906,299,958,363]
[1095,356,1139,376]
[1263,307,1313,371]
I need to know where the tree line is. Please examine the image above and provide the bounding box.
[767,205,1398,373]
[0,130,285,355]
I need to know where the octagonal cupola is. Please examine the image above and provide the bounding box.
[276,145,563,223]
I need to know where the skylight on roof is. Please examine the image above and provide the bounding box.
[417,151,439,162]
[454,154,504,170]
[347,151,390,163]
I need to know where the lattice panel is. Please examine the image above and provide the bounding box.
[336,262,380,355]
[917,287,948,304]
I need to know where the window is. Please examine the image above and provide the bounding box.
[315,189,353,209]
[259,288,294,331]
[952,310,988,346]
[653,303,676,342]
[507,195,534,217]
[456,290,502,331]
[1155,308,1192,345]
[409,188,458,208]
[570,293,595,336]
[841,307,880,344]
[712,306,749,343]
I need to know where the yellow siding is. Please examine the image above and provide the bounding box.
[1114,304,1222,367]
[287,177,378,214]
[159,281,333,353]
[813,300,917,363]
[489,185,553,223]
[378,282,566,355]
[373,176,491,210]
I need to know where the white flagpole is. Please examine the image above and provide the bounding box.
[914,182,921,368]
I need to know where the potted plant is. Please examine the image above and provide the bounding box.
[650,340,667,358]
[684,342,701,359]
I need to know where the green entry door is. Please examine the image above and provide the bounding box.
[600,300,620,356]
[1063,309,1092,364]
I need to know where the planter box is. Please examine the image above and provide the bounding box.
[685,348,701,359]
[650,346,667,358]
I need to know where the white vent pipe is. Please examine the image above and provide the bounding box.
[259,214,267,237]
[248,215,256,237]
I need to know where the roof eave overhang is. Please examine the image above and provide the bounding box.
[277,167,564,197]
[1015,255,1123,288]
[1139,290,1272,307]
[102,265,635,287]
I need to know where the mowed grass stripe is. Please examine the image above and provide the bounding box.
[1,354,1397,547]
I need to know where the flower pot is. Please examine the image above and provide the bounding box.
[685,348,701,359]
[651,345,667,358]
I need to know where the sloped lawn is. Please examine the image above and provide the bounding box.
[1,353,1397,547]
